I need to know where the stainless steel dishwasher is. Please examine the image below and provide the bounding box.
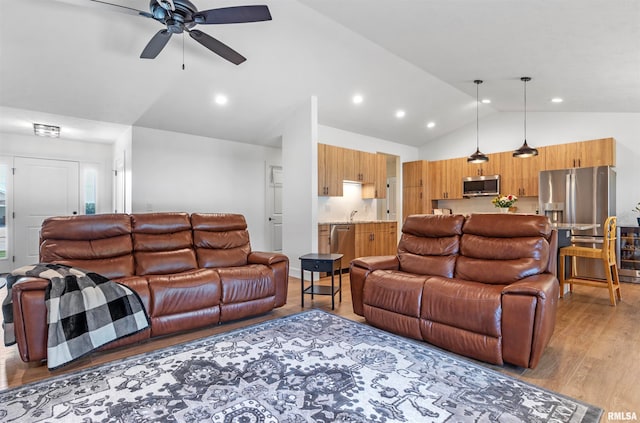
[330,224,355,271]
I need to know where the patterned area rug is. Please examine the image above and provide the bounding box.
[0,310,601,422]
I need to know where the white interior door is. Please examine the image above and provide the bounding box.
[266,165,283,252]
[114,152,125,213]
[12,157,79,268]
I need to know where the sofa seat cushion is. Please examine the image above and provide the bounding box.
[362,270,427,341]
[217,265,275,303]
[363,270,426,317]
[217,265,276,322]
[147,269,221,317]
[421,277,503,337]
[420,277,505,365]
[146,269,222,336]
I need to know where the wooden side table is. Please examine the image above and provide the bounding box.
[299,253,343,310]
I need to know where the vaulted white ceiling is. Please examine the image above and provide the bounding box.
[1,0,638,147]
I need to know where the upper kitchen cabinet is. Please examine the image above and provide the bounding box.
[499,149,545,197]
[318,143,344,196]
[343,148,376,183]
[402,160,430,220]
[462,153,502,178]
[543,138,616,170]
[403,160,428,188]
[362,153,387,199]
[430,158,464,200]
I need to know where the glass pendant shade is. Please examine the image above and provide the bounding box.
[468,79,489,163]
[513,77,539,158]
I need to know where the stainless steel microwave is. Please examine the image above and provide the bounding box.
[462,175,500,197]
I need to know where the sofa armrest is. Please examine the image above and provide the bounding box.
[351,255,399,272]
[502,273,558,299]
[501,273,559,368]
[248,251,288,265]
[248,251,289,308]
[8,277,50,362]
[349,256,399,316]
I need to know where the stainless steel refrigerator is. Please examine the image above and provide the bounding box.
[539,166,616,280]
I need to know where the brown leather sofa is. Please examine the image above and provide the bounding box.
[350,213,558,369]
[9,212,289,364]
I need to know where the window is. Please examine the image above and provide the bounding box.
[84,167,97,215]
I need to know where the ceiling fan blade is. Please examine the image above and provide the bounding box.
[188,30,246,65]
[140,30,172,59]
[194,5,272,25]
[55,0,153,17]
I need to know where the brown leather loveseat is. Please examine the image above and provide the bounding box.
[9,212,289,364]
[350,213,558,369]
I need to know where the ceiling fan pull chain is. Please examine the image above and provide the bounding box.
[182,32,185,70]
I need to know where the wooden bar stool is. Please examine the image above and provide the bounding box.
[559,216,621,306]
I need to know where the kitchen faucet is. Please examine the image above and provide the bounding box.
[349,210,358,222]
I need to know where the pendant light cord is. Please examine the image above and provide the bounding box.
[476,81,480,150]
[523,77,527,140]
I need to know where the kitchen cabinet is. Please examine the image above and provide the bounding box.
[318,224,330,255]
[618,226,640,283]
[319,144,387,198]
[430,158,464,200]
[462,153,501,177]
[363,153,387,199]
[402,161,430,220]
[543,138,615,170]
[343,148,376,183]
[318,144,344,196]
[355,222,397,257]
[499,149,545,197]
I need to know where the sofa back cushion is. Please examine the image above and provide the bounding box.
[192,213,252,268]
[132,212,197,275]
[397,214,464,278]
[456,213,552,284]
[39,214,134,279]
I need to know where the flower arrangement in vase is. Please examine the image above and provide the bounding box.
[492,194,518,213]
[633,201,640,225]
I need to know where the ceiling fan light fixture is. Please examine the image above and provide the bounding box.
[467,79,489,164]
[513,76,539,158]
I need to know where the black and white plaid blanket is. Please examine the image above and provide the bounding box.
[2,263,150,370]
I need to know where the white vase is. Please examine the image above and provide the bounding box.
[498,207,510,213]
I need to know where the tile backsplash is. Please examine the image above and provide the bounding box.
[436,196,540,215]
[318,182,377,222]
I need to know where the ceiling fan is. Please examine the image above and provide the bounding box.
[86,0,272,64]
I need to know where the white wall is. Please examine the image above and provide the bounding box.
[420,112,640,226]
[281,97,318,276]
[0,132,113,214]
[130,126,281,251]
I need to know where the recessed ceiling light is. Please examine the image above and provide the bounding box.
[481,99,491,104]
[215,94,228,105]
[395,110,406,119]
[551,98,563,103]
[426,122,436,129]
[352,94,363,104]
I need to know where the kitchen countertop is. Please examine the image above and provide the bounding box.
[551,223,600,230]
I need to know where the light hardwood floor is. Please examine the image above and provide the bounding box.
[1,276,639,419]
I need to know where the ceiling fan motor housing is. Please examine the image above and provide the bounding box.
[150,0,197,32]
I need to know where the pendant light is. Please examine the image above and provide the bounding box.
[513,76,539,158]
[467,79,489,163]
